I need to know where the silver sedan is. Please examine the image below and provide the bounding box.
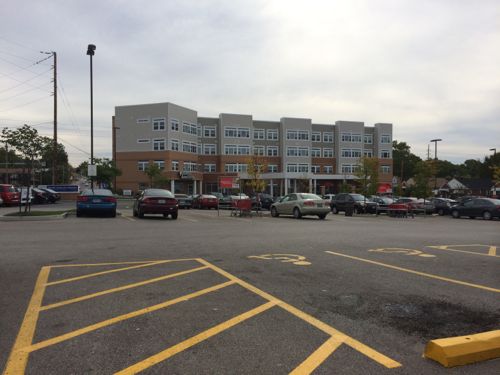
[270,193,330,219]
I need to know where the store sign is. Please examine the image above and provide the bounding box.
[219,177,239,189]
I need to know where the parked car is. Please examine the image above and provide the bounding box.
[250,193,275,210]
[432,198,458,216]
[192,194,218,209]
[174,194,192,209]
[212,192,232,207]
[371,196,394,214]
[0,184,20,206]
[270,193,330,219]
[76,189,117,217]
[39,188,61,202]
[31,187,50,204]
[331,193,377,214]
[451,198,500,220]
[134,189,178,219]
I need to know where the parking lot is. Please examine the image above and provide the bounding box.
[1,206,498,374]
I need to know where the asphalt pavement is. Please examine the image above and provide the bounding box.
[0,204,498,374]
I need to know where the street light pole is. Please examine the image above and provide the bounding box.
[86,44,96,191]
[430,139,442,160]
[490,148,497,155]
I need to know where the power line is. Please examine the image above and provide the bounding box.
[0,67,52,94]
[0,36,40,53]
[0,55,49,78]
[58,77,82,137]
[0,49,36,63]
[0,80,51,102]
[0,94,50,113]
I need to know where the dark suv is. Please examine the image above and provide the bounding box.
[331,193,377,214]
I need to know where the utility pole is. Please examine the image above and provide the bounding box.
[427,144,430,160]
[53,52,57,185]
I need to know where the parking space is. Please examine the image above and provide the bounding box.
[1,208,499,374]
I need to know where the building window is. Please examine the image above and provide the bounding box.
[298,164,309,172]
[170,139,179,151]
[137,139,150,144]
[287,130,309,140]
[380,150,391,158]
[267,146,278,156]
[153,139,166,151]
[238,145,250,155]
[323,132,333,143]
[203,144,216,155]
[312,132,321,142]
[352,134,362,143]
[254,145,265,156]
[154,160,165,170]
[267,129,278,140]
[311,148,321,157]
[171,119,179,131]
[171,160,179,171]
[137,160,148,171]
[204,126,216,138]
[136,118,150,124]
[341,133,352,142]
[381,134,391,144]
[311,165,320,173]
[268,164,278,173]
[364,150,373,157]
[224,145,237,155]
[341,148,361,158]
[182,122,197,135]
[225,163,247,173]
[381,165,391,174]
[286,164,309,173]
[182,141,198,153]
[323,148,333,158]
[286,164,298,173]
[341,164,358,173]
[152,118,166,131]
[364,134,373,144]
[224,127,250,138]
[287,147,309,157]
[183,162,197,172]
[324,165,333,174]
[204,164,216,173]
[253,129,265,140]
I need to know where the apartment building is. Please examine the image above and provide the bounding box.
[113,102,393,195]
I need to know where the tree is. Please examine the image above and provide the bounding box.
[245,156,267,195]
[392,140,422,181]
[354,157,379,197]
[77,158,122,189]
[40,137,71,184]
[143,163,169,188]
[1,125,45,212]
[412,160,435,199]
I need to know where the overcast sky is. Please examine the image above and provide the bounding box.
[1,0,499,166]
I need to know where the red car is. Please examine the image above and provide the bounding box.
[133,189,178,219]
[0,184,20,206]
[193,194,218,209]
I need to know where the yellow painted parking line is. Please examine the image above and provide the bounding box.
[196,258,402,369]
[325,251,500,293]
[180,217,198,222]
[3,267,50,375]
[49,259,196,268]
[40,266,209,311]
[121,215,135,222]
[46,260,171,286]
[26,280,236,353]
[115,301,277,375]
[290,336,343,375]
[426,245,499,258]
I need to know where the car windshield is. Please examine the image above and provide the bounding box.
[145,189,174,197]
[299,194,321,200]
[82,189,113,196]
[45,188,58,194]
[351,194,367,201]
[175,194,188,198]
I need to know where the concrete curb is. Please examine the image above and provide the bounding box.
[424,330,500,367]
[0,212,68,222]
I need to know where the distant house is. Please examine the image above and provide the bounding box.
[444,178,493,197]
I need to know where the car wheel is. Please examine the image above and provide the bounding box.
[171,212,178,220]
[293,207,302,219]
[133,209,138,217]
[451,210,459,218]
[332,206,339,214]
[138,209,144,218]
[318,214,326,220]
[469,216,475,219]
[111,210,116,218]
[271,206,279,217]
[353,207,359,215]
[76,210,82,217]
[438,208,444,216]
[482,211,492,220]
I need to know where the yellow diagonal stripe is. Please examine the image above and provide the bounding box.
[46,260,172,286]
[3,267,50,375]
[40,266,209,311]
[290,336,343,374]
[115,301,277,375]
[26,280,235,353]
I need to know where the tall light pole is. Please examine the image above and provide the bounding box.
[430,139,442,160]
[490,148,497,155]
[86,44,96,191]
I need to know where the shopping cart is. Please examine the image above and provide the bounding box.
[230,198,252,217]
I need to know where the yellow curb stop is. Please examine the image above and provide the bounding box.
[424,330,500,367]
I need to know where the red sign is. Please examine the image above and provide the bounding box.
[377,183,392,193]
[219,177,239,189]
